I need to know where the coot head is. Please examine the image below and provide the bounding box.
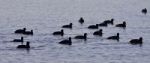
[21,37,24,40]
[99,29,102,32]
[70,23,73,25]
[69,37,71,41]
[84,33,87,37]
[26,42,30,48]
[70,23,73,28]
[139,37,143,42]
[96,24,99,27]
[61,29,64,33]
[117,33,119,37]
[123,21,126,25]
[23,28,26,31]
[111,18,114,24]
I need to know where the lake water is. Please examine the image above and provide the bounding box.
[0,0,150,63]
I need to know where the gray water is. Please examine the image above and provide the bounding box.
[0,0,150,63]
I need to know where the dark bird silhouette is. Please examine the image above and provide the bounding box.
[23,30,33,35]
[17,42,30,49]
[99,22,108,27]
[88,24,99,29]
[141,8,147,14]
[13,37,24,43]
[75,33,87,41]
[15,28,26,34]
[116,21,126,28]
[104,18,114,25]
[79,17,84,24]
[93,29,103,36]
[107,33,119,41]
[59,37,72,45]
[62,23,72,29]
[53,29,64,36]
[129,37,143,46]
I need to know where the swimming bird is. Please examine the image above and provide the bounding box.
[53,29,64,36]
[93,29,103,36]
[141,8,147,14]
[62,23,72,29]
[75,33,87,41]
[79,17,84,24]
[115,21,126,28]
[88,24,99,29]
[15,28,26,34]
[99,22,108,27]
[13,37,24,43]
[17,42,30,49]
[104,18,114,25]
[23,30,33,35]
[129,37,143,46]
[59,37,72,45]
[107,33,119,41]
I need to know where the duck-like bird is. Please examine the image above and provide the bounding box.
[141,8,147,15]
[75,33,87,41]
[53,29,64,36]
[88,24,99,29]
[116,21,126,28]
[104,18,114,25]
[129,37,143,46]
[93,29,103,36]
[15,28,26,34]
[107,33,119,41]
[17,42,30,49]
[59,37,72,45]
[23,30,33,35]
[79,17,84,24]
[13,37,24,42]
[62,23,73,29]
[99,22,108,27]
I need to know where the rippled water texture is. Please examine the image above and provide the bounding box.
[0,0,150,63]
